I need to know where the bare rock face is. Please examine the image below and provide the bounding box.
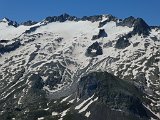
[77,72,157,120]
[0,17,19,27]
[115,18,151,49]
[132,18,151,36]
[86,42,103,56]
[0,40,21,54]
[118,17,151,36]
[117,16,136,28]
[115,37,131,49]
[81,15,103,22]
[22,20,38,26]
[99,15,118,27]
[44,13,78,23]
[24,26,40,34]
[29,74,44,89]
[92,29,107,40]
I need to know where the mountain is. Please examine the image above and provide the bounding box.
[0,17,18,27]
[0,14,160,120]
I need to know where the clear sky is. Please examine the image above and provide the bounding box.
[0,0,159,25]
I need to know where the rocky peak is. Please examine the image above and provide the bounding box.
[118,17,151,36]
[99,14,118,27]
[92,29,107,40]
[117,16,137,28]
[22,20,38,26]
[115,18,151,49]
[132,18,151,36]
[44,13,78,23]
[81,15,103,22]
[58,13,78,22]
[44,14,115,23]
[0,17,18,27]
[1,17,10,22]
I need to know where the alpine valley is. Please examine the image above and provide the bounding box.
[0,14,160,120]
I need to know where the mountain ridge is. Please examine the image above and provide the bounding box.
[1,13,159,27]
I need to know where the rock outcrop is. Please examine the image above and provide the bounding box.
[0,40,21,54]
[86,42,103,56]
[22,20,38,26]
[44,13,78,23]
[92,29,107,40]
[115,37,131,49]
[77,72,157,120]
[99,15,118,27]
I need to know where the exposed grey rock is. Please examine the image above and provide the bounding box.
[44,13,78,23]
[86,41,103,56]
[91,29,107,40]
[118,17,151,37]
[81,15,103,22]
[55,37,63,43]
[117,16,136,28]
[29,74,44,89]
[115,37,131,49]
[77,72,157,119]
[99,15,118,27]
[0,40,9,43]
[132,18,151,36]
[0,17,19,27]
[0,40,21,54]
[22,20,38,26]
[103,41,113,48]
[24,26,40,34]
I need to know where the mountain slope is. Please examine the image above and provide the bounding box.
[0,14,160,120]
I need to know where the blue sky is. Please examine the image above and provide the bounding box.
[0,0,159,25]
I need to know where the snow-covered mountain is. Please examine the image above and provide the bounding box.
[0,14,160,120]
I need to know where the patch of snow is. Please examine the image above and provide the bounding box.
[85,111,91,117]
[59,108,70,120]
[52,112,58,116]
[60,95,71,103]
[69,99,75,103]
[79,97,98,113]
[38,117,44,120]
[44,108,49,111]
[75,95,94,110]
